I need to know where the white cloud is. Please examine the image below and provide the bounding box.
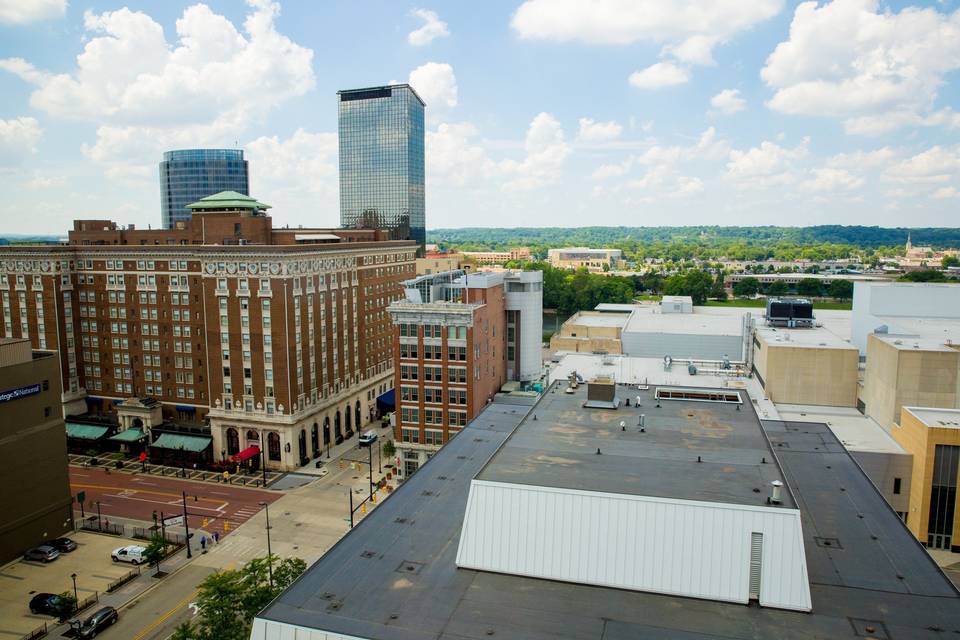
[577,117,622,143]
[628,62,689,89]
[408,8,449,46]
[933,186,959,199]
[882,145,960,185]
[408,62,457,112]
[25,173,67,190]
[826,147,896,169]
[510,0,781,50]
[762,0,960,134]
[0,116,42,166]
[592,159,632,180]
[1,1,314,174]
[726,139,809,188]
[710,89,745,115]
[426,122,496,187]
[800,167,864,192]
[500,112,571,191]
[245,128,338,224]
[0,0,66,25]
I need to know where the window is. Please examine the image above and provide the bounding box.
[424,387,442,404]
[401,407,420,425]
[449,411,467,427]
[893,477,902,495]
[400,343,418,359]
[425,409,443,425]
[400,386,419,402]
[448,389,467,405]
[447,346,466,361]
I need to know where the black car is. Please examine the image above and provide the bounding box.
[78,606,118,638]
[49,537,77,552]
[29,592,62,615]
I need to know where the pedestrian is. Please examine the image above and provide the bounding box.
[212,531,219,544]
[200,535,207,551]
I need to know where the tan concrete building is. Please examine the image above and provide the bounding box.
[461,247,531,265]
[861,334,960,433]
[0,339,73,563]
[549,311,629,354]
[415,251,474,276]
[547,247,622,272]
[892,407,960,550]
[752,325,860,407]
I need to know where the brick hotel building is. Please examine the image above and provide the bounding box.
[0,191,415,471]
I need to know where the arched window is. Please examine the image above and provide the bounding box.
[311,423,319,456]
[335,411,342,437]
[355,400,361,431]
[345,404,352,434]
[226,428,239,456]
[267,432,281,461]
[298,429,307,461]
[323,417,331,445]
[246,430,258,447]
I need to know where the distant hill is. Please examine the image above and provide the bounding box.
[0,235,62,245]
[428,226,960,250]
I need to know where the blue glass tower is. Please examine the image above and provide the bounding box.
[159,149,249,229]
[338,85,425,252]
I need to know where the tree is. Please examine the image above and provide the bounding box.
[828,279,854,300]
[766,281,788,296]
[900,270,949,282]
[943,255,959,269]
[710,272,727,301]
[177,555,307,640]
[796,278,823,297]
[732,277,760,298]
[50,592,77,623]
[383,439,396,459]
[144,535,170,577]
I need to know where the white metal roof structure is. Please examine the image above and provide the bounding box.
[455,383,813,612]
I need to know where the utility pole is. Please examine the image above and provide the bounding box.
[181,491,192,559]
[259,431,268,487]
[349,489,354,529]
[96,501,102,532]
[368,444,373,500]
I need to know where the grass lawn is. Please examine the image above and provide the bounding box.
[704,298,852,310]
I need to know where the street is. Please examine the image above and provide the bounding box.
[69,467,281,537]
[76,433,395,640]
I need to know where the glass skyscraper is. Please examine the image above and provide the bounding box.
[338,85,425,252]
[159,149,249,229]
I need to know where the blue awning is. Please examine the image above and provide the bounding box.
[376,389,395,413]
[175,405,196,413]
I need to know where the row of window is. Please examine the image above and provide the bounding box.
[398,323,468,340]
[400,386,467,405]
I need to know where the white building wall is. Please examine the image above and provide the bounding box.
[852,282,960,354]
[621,331,744,361]
[504,271,543,382]
[456,480,812,612]
[250,618,368,640]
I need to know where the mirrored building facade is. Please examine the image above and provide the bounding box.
[160,149,249,229]
[338,85,425,253]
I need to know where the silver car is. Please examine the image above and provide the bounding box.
[23,545,59,562]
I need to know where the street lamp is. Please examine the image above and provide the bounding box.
[95,501,102,532]
[70,573,78,613]
[259,501,273,590]
[258,431,267,487]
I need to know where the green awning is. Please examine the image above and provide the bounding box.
[151,433,211,453]
[66,423,109,440]
[109,428,146,442]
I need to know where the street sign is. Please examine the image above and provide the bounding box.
[76,491,86,504]
[162,515,184,527]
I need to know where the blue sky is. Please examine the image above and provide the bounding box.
[1,0,959,234]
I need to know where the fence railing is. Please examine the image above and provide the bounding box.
[106,567,140,592]
[20,622,46,640]
[75,592,99,615]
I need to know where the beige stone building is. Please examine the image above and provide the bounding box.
[549,311,629,354]
[861,334,960,432]
[752,325,860,407]
[461,247,531,265]
[416,252,474,276]
[892,407,960,550]
[547,247,622,272]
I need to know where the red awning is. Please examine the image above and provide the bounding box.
[233,445,261,461]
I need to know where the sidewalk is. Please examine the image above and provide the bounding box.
[288,419,396,477]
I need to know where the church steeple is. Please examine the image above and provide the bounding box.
[906,233,912,252]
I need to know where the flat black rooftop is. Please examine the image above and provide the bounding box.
[256,398,960,640]
[477,383,794,508]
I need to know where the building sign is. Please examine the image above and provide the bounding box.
[163,515,184,527]
[0,383,40,403]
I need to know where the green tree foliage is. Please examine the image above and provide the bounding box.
[828,279,854,300]
[766,281,789,296]
[519,262,633,315]
[382,439,396,458]
[796,278,824,297]
[174,555,307,640]
[662,270,717,305]
[51,592,77,622]
[899,270,950,282]
[732,277,760,297]
[144,535,170,576]
[943,255,959,268]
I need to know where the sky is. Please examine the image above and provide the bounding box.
[1,0,959,234]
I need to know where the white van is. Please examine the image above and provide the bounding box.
[111,545,146,565]
[358,430,378,447]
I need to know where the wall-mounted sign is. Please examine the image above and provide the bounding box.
[0,383,40,403]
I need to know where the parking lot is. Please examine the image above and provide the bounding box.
[0,531,140,637]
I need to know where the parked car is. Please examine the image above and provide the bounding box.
[111,545,146,565]
[77,606,118,638]
[29,592,62,615]
[358,430,378,447]
[23,545,60,563]
[48,537,77,552]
